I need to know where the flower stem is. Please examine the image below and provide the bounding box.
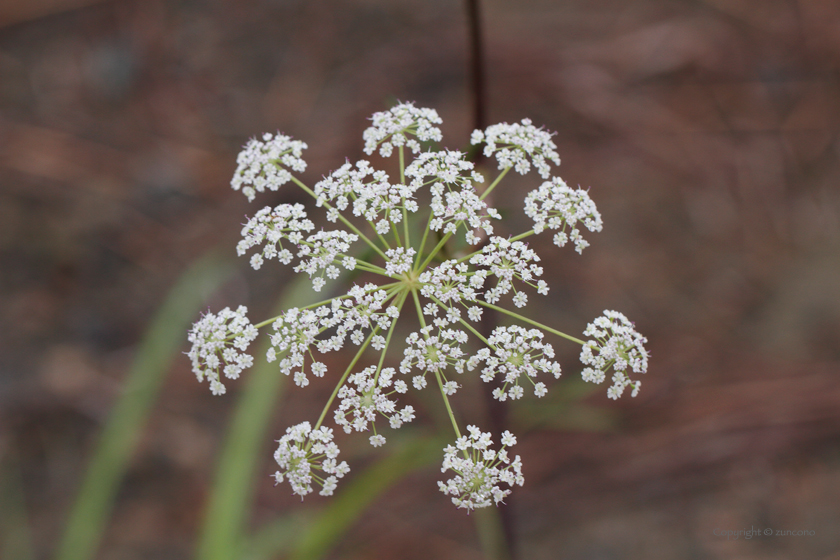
[373,289,408,383]
[476,300,587,345]
[479,166,510,201]
[313,327,379,431]
[412,211,435,272]
[418,231,453,271]
[334,257,389,277]
[411,288,461,440]
[434,370,462,440]
[508,229,535,243]
[390,220,404,248]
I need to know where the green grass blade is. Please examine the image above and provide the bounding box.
[195,274,319,560]
[55,252,235,560]
[239,514,310,560]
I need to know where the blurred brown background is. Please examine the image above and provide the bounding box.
[2,0,840,558]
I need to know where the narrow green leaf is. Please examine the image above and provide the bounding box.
[55,252,235,560]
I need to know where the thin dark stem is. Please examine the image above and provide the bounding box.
[467,2,517,558]
[466,0,486,135]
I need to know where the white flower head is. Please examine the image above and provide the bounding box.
[268,305,337,387]
[363,102,443,157]
[470,237,544,306]
[525,177,603,254]
[580,310,649,399]
[406,150,498,243]
[438,426,524,511]
[468,325,561,401]
[231,132,308,202]
[273,422,349,498]
[334,366,414,443]
[385,247,417,276]
[187,306,257,395]
[237,203,314,269]
[419,259,481,324]
[471,119,560,178]
[315,160,420,228]
[294,230,359,291]
[401,327,468,392]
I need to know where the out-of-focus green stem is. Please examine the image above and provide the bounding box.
[477,300,586,345]
[56,252,234,560]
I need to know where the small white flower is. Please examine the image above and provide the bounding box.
[405,150,496,243]
[269,306,335,386]
[401,327,468,381]
[187,306,257,395]
[438,426,524,511]
[231,132,307,201]
[580,310,648,399]
[237,203,314,267]
[294,230,359,291]
[470,237,544,306]
[385,247,416,276]
[273,422,349,497]
[315,160,420,228]
[419,259,481,323]
[525,177,603,254]
[334,366,414,442]
[469,325,561,400]
[363,102,443,157]
[472,119,560,178]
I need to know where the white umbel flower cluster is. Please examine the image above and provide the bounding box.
[187,306,257,395]
[418,259,482,323]
[525,177,603,254]
[231,132,308,202]
[237,203,314,270]
[314,161,420,233]
[401,326,468,393]
[236,203,357,290]
[580,310,649,399]
[267,305,335,387]
[333,365,414,446]
[273,422,349,497]
[190,102,650,510]
[385,247,416,276]
[468,325,561,400]
[363,102,443,157]
[471,118,560,178]
[405,151,498,244]
[470,237,545,307]
[294,230,359,292]
[438,426,524,511]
